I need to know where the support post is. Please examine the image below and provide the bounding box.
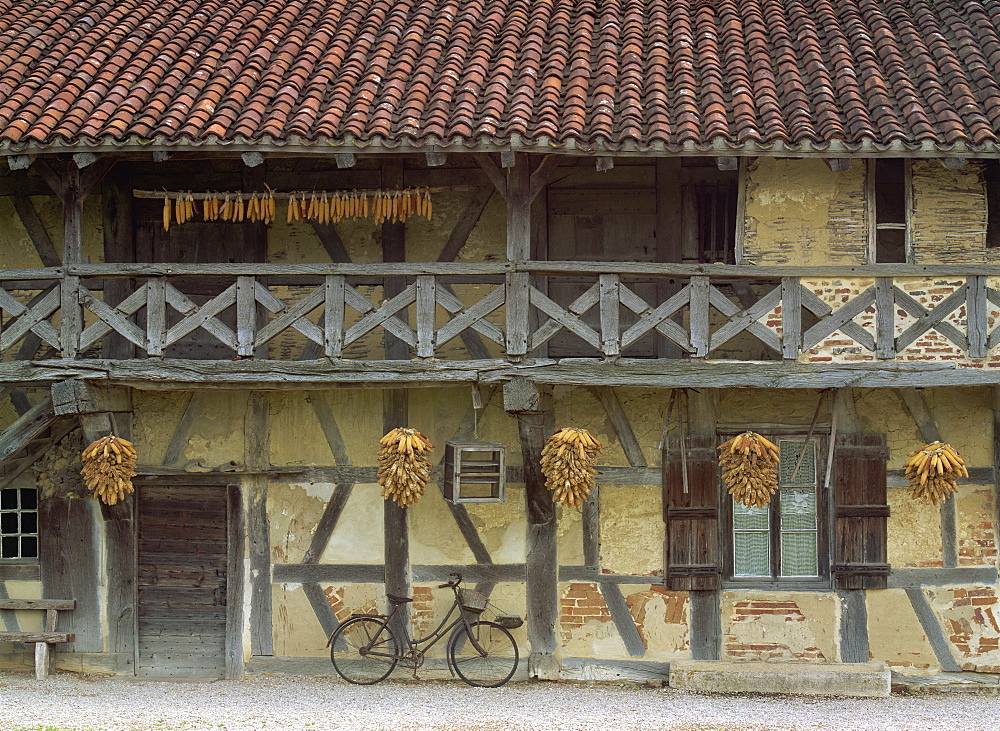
[505,155,531,359]
[381,159,412,639]
[505,376,558,679]
[686,389,720,660]
[101,164,135,359]
[245,392,272,657]
[60,166,83,358]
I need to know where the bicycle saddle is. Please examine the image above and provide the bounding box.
[387,594,413,604]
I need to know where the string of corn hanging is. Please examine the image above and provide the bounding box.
[377,427,434,508]
[904,441,969,505]
[539,427,603,509]
[80,435,138,506]
[718,431,781,508]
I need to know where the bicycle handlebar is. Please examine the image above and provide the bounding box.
[437,572,463,589]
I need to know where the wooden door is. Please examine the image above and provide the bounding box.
[137,484,229,679]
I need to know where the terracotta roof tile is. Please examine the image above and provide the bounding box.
[0,0,999,153]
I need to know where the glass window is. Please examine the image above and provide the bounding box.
[0,487,39,560]
[871,159,909,263]
[728,438,823,583]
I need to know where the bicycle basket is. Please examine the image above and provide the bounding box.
[458,588,489,613]
[494,614,524,629]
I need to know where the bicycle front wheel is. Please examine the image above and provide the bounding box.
[330,616,399,684]
[448,620,518,687]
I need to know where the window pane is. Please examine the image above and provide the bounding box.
[734,531,770,576]
[780,487,817,530]
[0,512,16,533]
[875,159,906,224]
[734,503,769,530]
[779,441,816,486]
[0,489,16,510]
[780,531,818,577]
[0,536,17,558]
[21,512,37,534]
[20,536,37,559]
[876,228,906,263]
[19,489,36,510]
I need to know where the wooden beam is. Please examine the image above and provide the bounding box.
[12,196,60,266]
[528,155,562,203]
[717,156,739,171]
[161,392,202,467]
[589,386,646,467]
[508,378,558,679]
[473,153,507,200]
[245,391,272,656]
[226,484,245,679]
[905,587,961,671]
[824,158,852,173]
[0,396,56,464]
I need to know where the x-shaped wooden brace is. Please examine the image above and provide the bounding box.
[0,284,61,354]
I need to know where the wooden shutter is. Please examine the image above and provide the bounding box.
[832,433,890,589]
[662,435,720,590]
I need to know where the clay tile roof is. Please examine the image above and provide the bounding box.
[0,0,999,154]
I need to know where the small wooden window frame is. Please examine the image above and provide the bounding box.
[0,486,39,561]
[866,158,912,264]
[443,441,506,504]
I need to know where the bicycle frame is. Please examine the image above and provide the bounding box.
[343,584,488,661]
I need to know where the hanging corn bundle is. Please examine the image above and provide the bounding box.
[904,441,969,505]
[718,431,781,508]
[80,435,138,506]
[377,428,433,508]
[540,427,603,509]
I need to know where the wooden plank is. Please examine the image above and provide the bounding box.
[598,273,620,357]
[889,567,999,587]
[689,277,710,357]
[235,276,256,357]
[689,590,721,660]
[342,285,417,347]
[0,632,74,643]
[708,284,783,353]
[781,277,802,359]
[473,154,507,200]
[310,221,352,264]
[144,277,167,357]
[252,281,324,348]
[274,563,525,584]
[0,395,55,463]
[161,392,201,467]
[226,484,244,680]
[245,392,272,656]
[894,283,970,352]
[599,582,645,658]
[838,590,869,663]
[967,276,988,359]
[506,272,530,357]
[324,275,346,358]
[437,188,493,264]
[0,564,40,581]
[415,275,436,358]
[13,195,60,266]
[874,277,895,358]
[434,285,506,347]
[162,283,238,350]
[802,287,878,352]
[905,587,961,672]
[78,285,147,352]
[589,386,646,468]
[529,286,602,350]
[39,498,101,652]
[0,599,75,611]
[302,392,354,564]
[582,486,600,568]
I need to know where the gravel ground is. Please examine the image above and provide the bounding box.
[3,672,1000,731]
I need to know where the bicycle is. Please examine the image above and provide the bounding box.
[327,573,521,687]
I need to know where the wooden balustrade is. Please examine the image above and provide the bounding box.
[0,263,997,364]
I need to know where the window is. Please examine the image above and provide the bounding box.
[0,487,38,560]
[869,159,910,263]
[986,160,1000,249]
[725,438,828,587]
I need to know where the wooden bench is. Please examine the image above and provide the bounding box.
[0,599,76,679]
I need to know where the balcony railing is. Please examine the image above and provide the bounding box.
[0,262,997,364]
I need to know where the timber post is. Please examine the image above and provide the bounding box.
[504,376,559,679]
[685,389,721,660]
[381,159,412,640]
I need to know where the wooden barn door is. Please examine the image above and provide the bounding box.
[137,485,229,679]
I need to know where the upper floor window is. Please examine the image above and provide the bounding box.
[986,160,1000,249]
[724,438,828,588]
[869,159,910,263]
[0,487,38,560]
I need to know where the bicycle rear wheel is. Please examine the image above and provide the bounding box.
[330,616,399,684]
[448,620,518,687]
